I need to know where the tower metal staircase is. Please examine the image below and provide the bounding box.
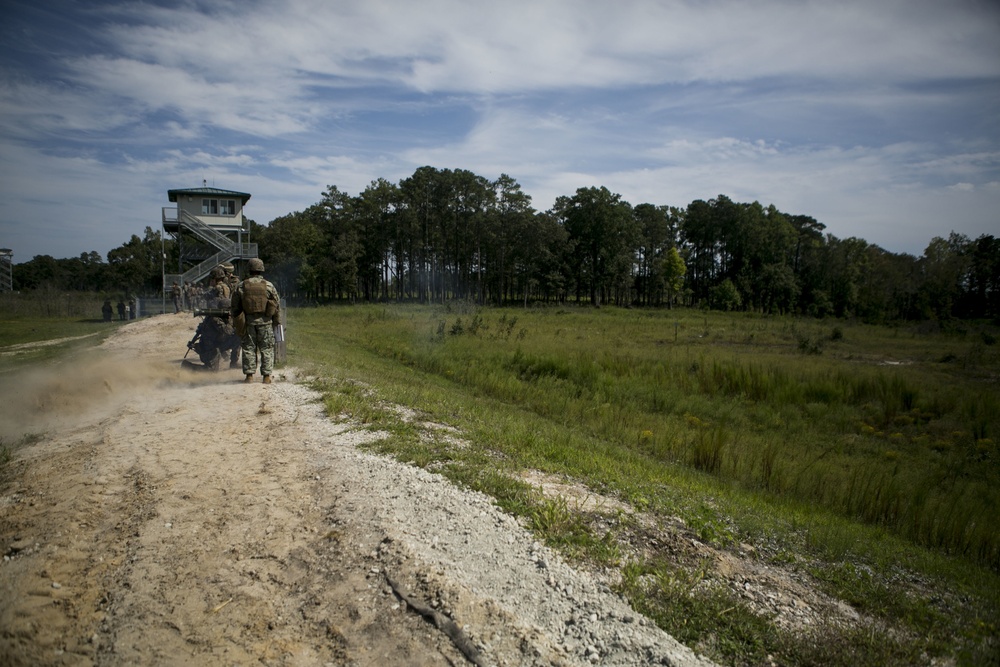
[162,208,257,288]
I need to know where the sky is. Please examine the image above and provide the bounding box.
[1,0,998,263]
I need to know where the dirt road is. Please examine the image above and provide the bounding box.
[0,314,715,666]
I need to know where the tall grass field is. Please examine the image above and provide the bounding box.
[288,304,999,667]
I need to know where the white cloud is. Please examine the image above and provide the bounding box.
[371,0,999,90]
[0,142,162,259]
[67,56,314,136]
[0,75,134,138]
[86,0,1000,102]
[268,153,392,198]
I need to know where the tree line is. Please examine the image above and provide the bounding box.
[11,166,1000,322]
[12,226,172,300]
[252,166,998,322]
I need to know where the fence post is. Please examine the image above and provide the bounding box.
[274,298,287,364]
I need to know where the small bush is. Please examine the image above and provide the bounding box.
[797,334,824,355]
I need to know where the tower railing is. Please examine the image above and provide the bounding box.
[162,207,257,288]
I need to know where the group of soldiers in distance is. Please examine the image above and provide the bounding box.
[101,297,137,322]
[175,278,226,313]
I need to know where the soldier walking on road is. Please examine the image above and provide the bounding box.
[230,258,280,384]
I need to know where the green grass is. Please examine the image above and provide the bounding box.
[288,303,1000,667]
[0,317,123,373]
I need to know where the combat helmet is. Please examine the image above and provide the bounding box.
[248,258,265,273]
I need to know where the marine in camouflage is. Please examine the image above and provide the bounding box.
[240,322,276,377]
[231,258,280,381]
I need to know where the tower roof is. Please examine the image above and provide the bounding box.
[168,187,251,204]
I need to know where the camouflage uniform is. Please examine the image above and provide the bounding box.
[221,263,241,367]
[208,269,231,307]
[190,268,238,370]
[231,259,280,382]
[222,263,239,295]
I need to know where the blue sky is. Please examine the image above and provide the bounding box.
[1,0,998,263]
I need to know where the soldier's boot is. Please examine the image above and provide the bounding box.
[244,374,253,383]
[263,375,272,384]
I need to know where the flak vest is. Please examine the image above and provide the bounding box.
[241,278,278,318]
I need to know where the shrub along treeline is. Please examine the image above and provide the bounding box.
[12,167,999,323]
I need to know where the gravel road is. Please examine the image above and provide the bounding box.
[0,313,717,666]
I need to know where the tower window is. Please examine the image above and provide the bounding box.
[201,199,237,216]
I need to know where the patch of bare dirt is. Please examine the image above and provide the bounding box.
[518,471,864,635]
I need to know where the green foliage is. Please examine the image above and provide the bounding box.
[13,227,170,295]
[1,289,113,320]
[324,304,1000,567]
[621,557,781,665]
[553,186,638,306]
[710,278,743,311]
[246,169,994,321]
[796,333,824,354]
[290,304,1000,666]
[105,227,170,294]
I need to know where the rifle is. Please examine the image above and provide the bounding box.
[184,329,201,358]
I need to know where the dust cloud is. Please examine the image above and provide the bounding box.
[0,319,219,445]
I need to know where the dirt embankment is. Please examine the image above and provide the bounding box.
[0,313,716,667]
